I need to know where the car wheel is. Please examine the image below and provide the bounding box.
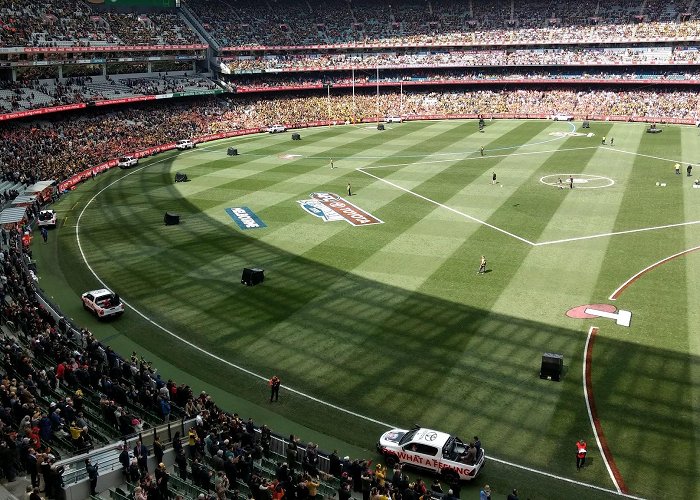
[384,455,398,468]
[441,469,459,483]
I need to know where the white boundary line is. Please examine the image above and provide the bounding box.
[76,171,646,497]
[583,326,624,494]
[600,146,694,165]
[358,146,700,247]
[76,156,395,429]
[357,168,536,245]
[609,244,700,300]
[71,136,647,498]
[535,220,700,247]
[488,455,644,499]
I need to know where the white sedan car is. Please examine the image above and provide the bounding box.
[176,139,196,150]
[267,124,287,133]
[552,113,574,121]
[117,155,139,169]
[377,427,485,482]
[37,209,57,228]
[81,289,125,319]
[385,116,403,123]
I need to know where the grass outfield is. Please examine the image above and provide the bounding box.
[34,119,700,499]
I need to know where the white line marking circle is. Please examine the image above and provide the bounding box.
[540,174,615,189]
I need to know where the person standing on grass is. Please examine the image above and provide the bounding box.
[569,175,574,189]
[492,172,497,185]
[40,226,48,243]
[347,183,352,196]
[610,137,614,146]
[269,375,281,402]
[478,256,487,275]
[330,158,335,169]
[480,146,484,156]
[576,438,587,471]
[675,163,681,175]
[688,164,693,177]
[507,489,520,500]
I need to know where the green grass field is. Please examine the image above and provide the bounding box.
[35,119,700,499]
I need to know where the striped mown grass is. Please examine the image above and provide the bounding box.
[36,120,700,499]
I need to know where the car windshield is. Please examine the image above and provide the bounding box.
[398,429,418,446]
[39,212,52,220]
[119,157,129,162]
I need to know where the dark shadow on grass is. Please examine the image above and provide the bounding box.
[52,123,696,500]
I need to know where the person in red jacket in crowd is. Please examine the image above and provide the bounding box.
[269,375,281,402]
[576,439,587,471]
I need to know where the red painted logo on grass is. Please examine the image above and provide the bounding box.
[567,304,631,327]
[297,192,384,226]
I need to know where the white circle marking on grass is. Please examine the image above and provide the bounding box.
[540,173,615,189]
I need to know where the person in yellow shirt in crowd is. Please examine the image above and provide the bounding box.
[69,421,84,450]
[305,475,320,499]
[375,464,386,487]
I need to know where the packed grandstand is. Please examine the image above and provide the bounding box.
[0,0,699,498]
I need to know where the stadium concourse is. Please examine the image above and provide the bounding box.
[0,0,700,497]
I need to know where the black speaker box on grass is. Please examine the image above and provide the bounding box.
[227,147,238,156]
[175,172,188,182]
[241,267,264,286]
[540,352,563,381]
[377,124,385,130]
[164,212,180,225]
[291,133,301,140]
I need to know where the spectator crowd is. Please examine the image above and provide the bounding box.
[2,88,700,183]
[3,0,700,49]
[186,0,700,47]
[223,46,700,73]
[0,0,200,48]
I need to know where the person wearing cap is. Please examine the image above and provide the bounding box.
[507,488,520,500]
[479,484,491,500]
[269,375,281,402]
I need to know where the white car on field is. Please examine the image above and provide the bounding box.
[81,289,125,319]
[385,116,403,123]
[377,427,485,482]
[176,139,196,150]
[267,124,287,133]
[117,155,139,168]
[552,113,574,121]
[37,209,57,228]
